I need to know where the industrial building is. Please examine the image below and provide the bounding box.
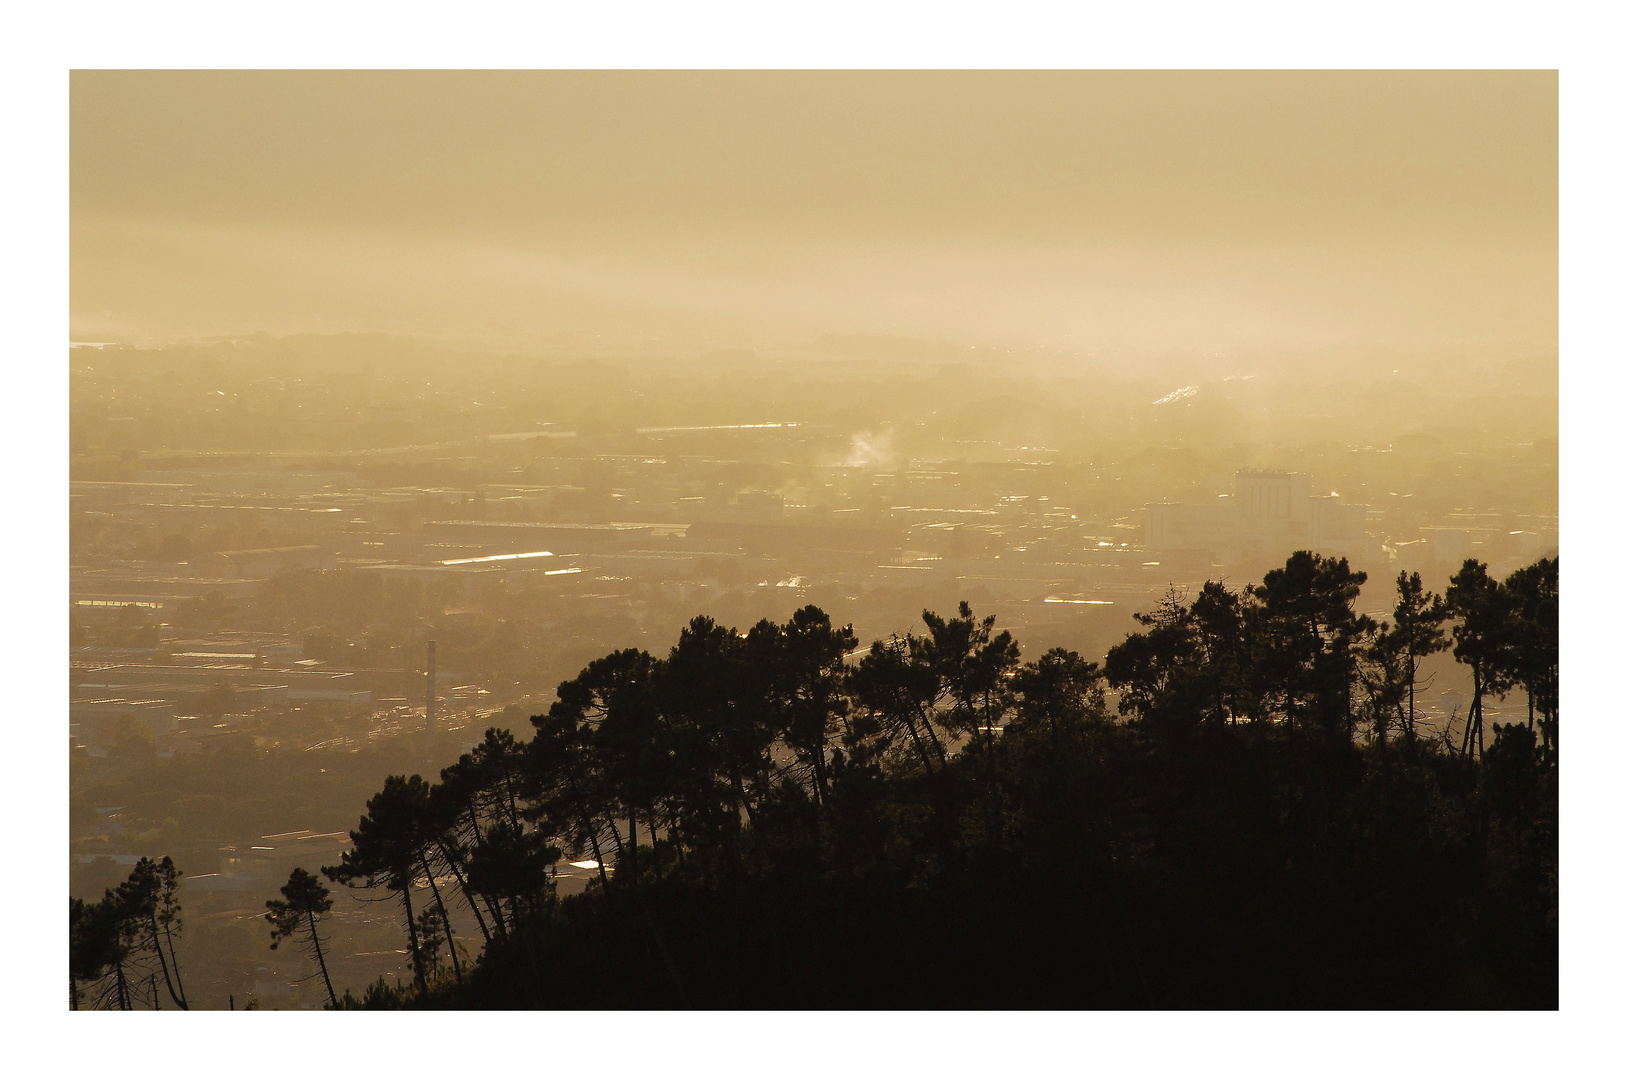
[1145,470,1376,565]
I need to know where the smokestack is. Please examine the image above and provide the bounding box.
[425,639,437,736]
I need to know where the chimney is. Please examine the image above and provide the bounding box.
[425,639,437,736]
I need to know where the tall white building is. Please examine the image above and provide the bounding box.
[1235,470,1312,551]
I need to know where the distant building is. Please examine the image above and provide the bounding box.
[1307,496,1372,555]
[733,490,785,523]
[72,662,366,703]
[1145,500,1238,553]
[1236,470,1312,551]
[1145,471,1374,562]
[192,546,335,579]
[423,520,652,551]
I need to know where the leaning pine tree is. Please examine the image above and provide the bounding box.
[324,774,435,993]
[266,868,340,1009]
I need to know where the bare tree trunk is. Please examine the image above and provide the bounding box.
[626,807,639,882]
[811,744,830,808]
[639,810,658,875]
[500,765,524,832]
[1407,652,1417,743]
[434,834,492,945]
[401,882,427,992]
[982,689,998,771]
[307,910,339,1008]
[113,957,131,1011]
[895,708,936,776]
[913,701,950,768]
[1461,670,1483,758]
[606,815,627,877]
[580,814,613,893]
[146,917,187,1009]
[420,854,463,985]
[1465,677,1491,759]
[160,919,189,1009]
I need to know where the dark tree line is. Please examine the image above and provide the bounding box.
[1102,553,1558,760]
[70,552,1559,1009]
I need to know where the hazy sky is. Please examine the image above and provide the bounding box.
[71,70,1556,357]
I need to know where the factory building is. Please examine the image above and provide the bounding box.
[1145,470,1374,564]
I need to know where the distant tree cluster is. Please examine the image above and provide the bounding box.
[1103,553,1557,760]
[70,857,189,1011]
[70,552,1559,1009]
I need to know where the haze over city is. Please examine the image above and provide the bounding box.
[69,70,1557,1014]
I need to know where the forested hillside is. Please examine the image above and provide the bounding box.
[72,552,1558,1010]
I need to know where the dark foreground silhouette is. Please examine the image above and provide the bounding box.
[72,552,1557,1009]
